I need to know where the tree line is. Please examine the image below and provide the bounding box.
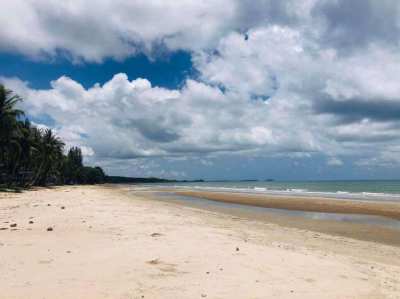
[0,84,105,188]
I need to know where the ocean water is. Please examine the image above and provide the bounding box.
[141,180,400,202]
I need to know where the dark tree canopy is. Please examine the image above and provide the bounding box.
[0,84,106,188]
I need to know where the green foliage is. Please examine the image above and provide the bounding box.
[64,147,83,184]
[0,84,106,188]
[80,166,106,184]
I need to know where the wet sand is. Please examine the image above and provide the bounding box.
[1,185,400,298]
[148,191,400,247]
[174,190,400,220]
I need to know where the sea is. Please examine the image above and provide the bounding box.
[141,180,400,202]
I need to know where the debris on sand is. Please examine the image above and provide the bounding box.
[10,223,17,228]
[61,206,65,210]
[146,259,160,265]
[236,247,240,252]
[47,227,53,231]
[150,233,163,237]
[29,221,34,224]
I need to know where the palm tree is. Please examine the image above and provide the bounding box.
[0,84,24,185]
[32,129,65,186]
[14,120,37,186]
[0,85,106,188]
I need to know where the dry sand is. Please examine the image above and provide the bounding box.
[1,185,400,299]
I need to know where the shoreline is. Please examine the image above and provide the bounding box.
[1,185,400,298]
[143,190,400,247]
[166,189,400,220]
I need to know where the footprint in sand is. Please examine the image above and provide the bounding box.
[305,278,315,283]
[146,259,178,274]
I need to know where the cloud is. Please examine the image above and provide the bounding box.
[312,0,400,52]
[2,1,400,175]
[355,147,400,168]
[0,0,318,62]
[1,68,320,162]
[314,96,400,123]
[0,0,237,62]
[2,0,400,64]
[327,157,343,167]
[3,19,400,168]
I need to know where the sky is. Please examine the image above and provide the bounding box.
[1,0,400,180]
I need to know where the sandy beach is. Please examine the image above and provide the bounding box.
[1,185,400,299]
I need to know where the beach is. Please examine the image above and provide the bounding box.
[1,185,400,298]
[173,190,400,219]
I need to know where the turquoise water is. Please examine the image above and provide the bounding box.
[141,180,400,201]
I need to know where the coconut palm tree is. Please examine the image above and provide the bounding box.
[0,84,24,185]
[0,84,106,188]
[32,128,65,186]
[14,120,38,186]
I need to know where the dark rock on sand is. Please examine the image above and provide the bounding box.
[151,233,163,237]
[47,227,53,231]
[10,223,17,228]
[147,259,160,265]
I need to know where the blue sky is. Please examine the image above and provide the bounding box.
[1,0,400,180]
[0,51,192,89]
